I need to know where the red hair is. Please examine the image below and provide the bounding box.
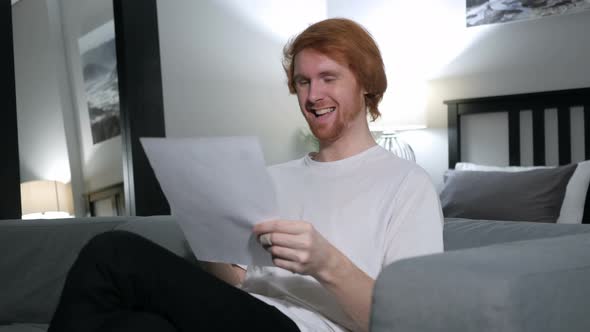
[282,18,387,121]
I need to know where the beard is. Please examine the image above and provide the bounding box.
[306,105,363,144]
[308,117,345,143]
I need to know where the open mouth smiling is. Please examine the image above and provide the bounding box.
[310,107,336,117]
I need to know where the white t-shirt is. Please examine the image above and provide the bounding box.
[240,145,444,331]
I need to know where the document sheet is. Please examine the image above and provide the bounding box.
[141,136,277,266]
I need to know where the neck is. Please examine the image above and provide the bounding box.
[313,122,376,162]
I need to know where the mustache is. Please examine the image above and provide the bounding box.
[305,101,331,110]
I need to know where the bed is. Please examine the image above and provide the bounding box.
[441,87,590,224]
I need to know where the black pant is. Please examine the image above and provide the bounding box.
[48,231,301,332]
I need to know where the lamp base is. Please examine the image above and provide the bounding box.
[376,133,415,161]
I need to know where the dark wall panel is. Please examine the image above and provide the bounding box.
[2,1,22,219]
[114,0,170,216]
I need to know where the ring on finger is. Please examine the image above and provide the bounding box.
[259,233,273,246]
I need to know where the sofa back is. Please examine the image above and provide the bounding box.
[0,216,194,325]
[444,217,590,251]
[3,215,590,326]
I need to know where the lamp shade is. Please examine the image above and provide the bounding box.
[20,180,74,219]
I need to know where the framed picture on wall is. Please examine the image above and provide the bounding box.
[78,20,121,145]
[466,0,590,27]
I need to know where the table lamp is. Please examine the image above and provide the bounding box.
[370,122,426,162]
[20,180,74,219]
[375,130,416,161]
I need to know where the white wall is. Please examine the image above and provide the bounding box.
[157,0,320,164]
[423,6,590,187]
[157,0,589,188]
[13,0,71,184]
[325,0,590,188]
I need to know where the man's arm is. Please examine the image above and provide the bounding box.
[255,221,373,332]
[198,262,246,286]
[315,248,374,332]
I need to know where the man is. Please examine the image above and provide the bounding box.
[49,18,443,332]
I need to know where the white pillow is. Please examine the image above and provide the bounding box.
[455,161,590,224]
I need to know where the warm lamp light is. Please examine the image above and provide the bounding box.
[20,180,74,219]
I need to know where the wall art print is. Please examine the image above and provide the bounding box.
[78,20,121,145]
[467,0,590,27]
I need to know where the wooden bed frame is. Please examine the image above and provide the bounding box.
[444,87,590,224]
[444,87,590,169]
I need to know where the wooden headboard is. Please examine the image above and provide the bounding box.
[444,87,590,169]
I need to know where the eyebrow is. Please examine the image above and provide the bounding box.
[293,74,307,82]
[319,70,339,78]
[293,71,340,82]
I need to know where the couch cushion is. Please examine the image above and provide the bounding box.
[0,216,190,325]
[444,218,590,251]
[0,218,127,324]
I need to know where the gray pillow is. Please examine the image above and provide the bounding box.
[440,164,577,223]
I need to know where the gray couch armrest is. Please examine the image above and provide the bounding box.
[371,233,590,332]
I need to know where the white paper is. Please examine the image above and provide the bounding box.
[140,136,277,266]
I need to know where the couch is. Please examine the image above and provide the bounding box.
[1,216,590,332]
